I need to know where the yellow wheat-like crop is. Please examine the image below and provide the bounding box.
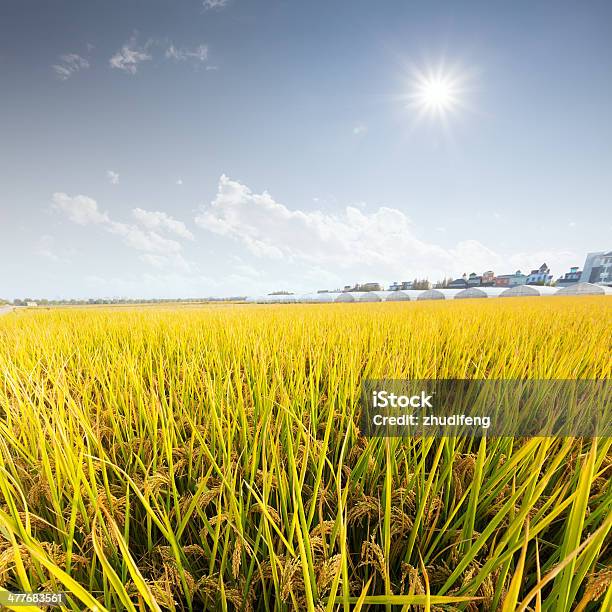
[0,297,610,611]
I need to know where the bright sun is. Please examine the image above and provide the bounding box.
[406,66,466,120]
[419,77,455,111]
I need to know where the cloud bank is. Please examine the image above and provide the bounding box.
[49,177,577,296]
[195,175,577,283]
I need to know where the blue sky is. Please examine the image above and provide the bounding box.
[1,0,611,299]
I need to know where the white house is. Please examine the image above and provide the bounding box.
[580,251,612,285]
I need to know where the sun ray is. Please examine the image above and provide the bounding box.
[404,62,469,121]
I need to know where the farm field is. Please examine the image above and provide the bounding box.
[0,298,610,611]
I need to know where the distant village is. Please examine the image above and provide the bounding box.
[314,250,612,294]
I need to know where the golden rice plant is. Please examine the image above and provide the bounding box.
[0,297,610,610]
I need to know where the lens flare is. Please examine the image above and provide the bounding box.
[405,64,468,121]
[417,76,456,112]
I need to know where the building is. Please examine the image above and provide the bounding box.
[526,263,552,285]
[361,282,382,292]
[388,281,413,291]
[343,282,382,292]
[494,270,527,287]
[580,251,612,285]
[481,270,495,286]
[26,301,38,307]
[467,272,482,287]
[555,266,582,287]
[448,274,468,289]
[453,270,494,287]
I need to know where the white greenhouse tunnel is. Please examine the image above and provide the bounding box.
[245,282,611,303]
[499,285,558,297]
[385,290,413,301]
[417,289,464,300]
[555,282,612,296]
[455,287,508,299]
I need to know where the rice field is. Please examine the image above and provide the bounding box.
[0,297,610,611]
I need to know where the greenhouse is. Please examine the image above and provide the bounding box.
[247,295,267,303]
[386,290,413,301]
[555,282,612,296]
[500,285,558,297]
[268,294,296,303]
[313,292,341,303]
[372,291,394,301]
[455,287,507,299]
[401,290,428,300]
[334,292,379,302]
[417,289,463,300]
[416,289,444,301]
[352,292,383,302]
[245,283,611,303]
[298,293,320,303]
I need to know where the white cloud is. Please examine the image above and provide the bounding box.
[52,193,193,269]
[353,124,367,136]
[165,44,208,63]
[52,192,109,225]
[195,175,577,281]
[109,37,211,74]
[107,170,120,185]
[106,221,183,254]
[176,178,184,185]
[132,208,194,240]
[203,0,229,10]
[109,36,152,74]
[52,54,90,80]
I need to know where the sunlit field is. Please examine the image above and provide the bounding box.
[0,298,610,611]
